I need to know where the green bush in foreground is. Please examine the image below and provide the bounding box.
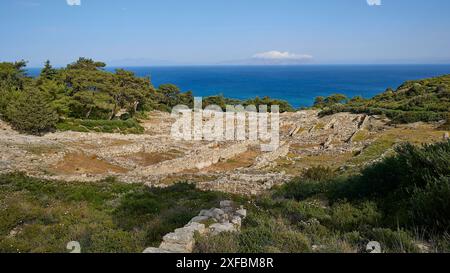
[331,140,450,232]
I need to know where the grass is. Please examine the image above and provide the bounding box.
[350,138,396,165]
[0,173,231,253]
[56,118,144,134]
[351,130,369,142]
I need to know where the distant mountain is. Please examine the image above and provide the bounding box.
[218,51,313,66]
[218,58,313,66]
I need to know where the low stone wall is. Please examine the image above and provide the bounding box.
[143,201,247,253]
[137,142,250,176]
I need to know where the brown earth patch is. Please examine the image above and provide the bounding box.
[204,149,261,172]
[51,153,128,175]
[105,139,134,147]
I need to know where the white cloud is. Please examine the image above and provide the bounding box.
[367,0,381,6]
[252,51,313,60]
[66,0,81,6]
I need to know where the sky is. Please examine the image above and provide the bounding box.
[1,0,450,67]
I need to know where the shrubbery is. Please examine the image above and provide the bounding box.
[5,89,59,135]
[316,74,450,124]
[56,118,144,134]
[330,141,450,232]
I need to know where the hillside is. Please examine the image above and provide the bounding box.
[317,74,450,124]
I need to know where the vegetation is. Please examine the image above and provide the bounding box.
[56,118,144,134]
[5,89,59,135]
[0,58,294,134]
[196,141,450,253]
[315,75,450,124]
[0,174,230,253]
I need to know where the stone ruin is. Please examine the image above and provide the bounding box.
[143,200,247,253]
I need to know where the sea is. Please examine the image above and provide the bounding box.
[27,65,450,108]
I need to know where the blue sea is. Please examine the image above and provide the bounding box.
[27,65,450,108]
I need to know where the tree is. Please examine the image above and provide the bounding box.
[69,91,114,119]
[158,84,182,108]
[313,96,326,108]
[66,57,106,70]
[38,79,71,117]
[325,94,348,105]
[40,60,58,80]
[0,60,28,91]
[350,96,364,103]
[111,69,153,118]
[6,89,59,135]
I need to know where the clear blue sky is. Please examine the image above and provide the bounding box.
[1,0,450,66]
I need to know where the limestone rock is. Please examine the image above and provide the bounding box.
[163,230,194,245]
[181,222,207,235]
[159,242,193,253]
[231,216,242,228]
[143,247,173,253]
[199,209,214,218]
[220,200,234,208]
[209,223,237,235]
[211,208,225,221]
[236,209,247,218]
[189,215,210,224]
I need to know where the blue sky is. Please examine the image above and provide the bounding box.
[1,0,450,66]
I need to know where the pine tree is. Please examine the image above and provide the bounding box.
[6,88,59,135]
[40,60,58,80]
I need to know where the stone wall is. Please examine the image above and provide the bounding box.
[143,201,247,253]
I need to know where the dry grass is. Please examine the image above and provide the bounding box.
[159,174,219,185]
[124,149,184,167]
[17,144,62,156]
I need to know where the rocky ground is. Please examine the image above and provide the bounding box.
[0,111,447,195]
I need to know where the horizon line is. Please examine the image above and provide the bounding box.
[25,63,450,69]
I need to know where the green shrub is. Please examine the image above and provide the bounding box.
[330,202,381,232]
[194,233,240,253]
[56,118,144,134]
[5,89,59,135]
[274,178,331,201]
[281,199,331,225]
[409,176,450,231]
[331,141,450,232]
[302,166,335,182]
[368,228,419,253]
